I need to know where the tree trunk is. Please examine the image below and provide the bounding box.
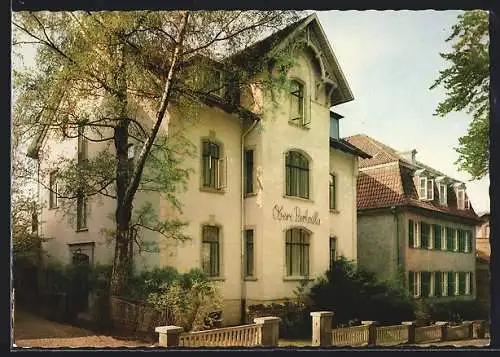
[109,11,190,297]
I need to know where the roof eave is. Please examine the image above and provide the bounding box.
[330,137,372,159]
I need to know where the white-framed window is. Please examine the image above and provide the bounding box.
[428,224,434,250]
[414,221,421,248]
[429,272,435,297]
[418,177,434,200]
[454,229,459,252]
[285,228,310,277]
[441,226,447,251]
[409,271,421,297]
[49,171,59,209]
[76,192,88,231]
[202,225,221,277]
[454,272,460,296]
[285,151,310,199]
[464,231,470,253]
[465,272,471,295]
[202,140,226,190]
[456,188,469,210]
[441,272,448,296]
[289,80,310,127]
[439,183,447,205]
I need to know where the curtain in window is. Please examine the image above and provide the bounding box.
[286,228,310,276]
[202,226,220,277]
[285,151,309,199]
[202,141,220,188]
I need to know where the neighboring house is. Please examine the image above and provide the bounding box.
[27,14,370,325]
[475,213,490,314]
[345,134,480,301]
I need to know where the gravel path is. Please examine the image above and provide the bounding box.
[13,309,153,349]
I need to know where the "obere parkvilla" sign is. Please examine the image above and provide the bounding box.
[272,204,321,225]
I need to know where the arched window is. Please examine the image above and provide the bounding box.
[285,228,310,276]
[285,151,309,199]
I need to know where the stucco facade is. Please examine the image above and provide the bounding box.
[33,14,365,326]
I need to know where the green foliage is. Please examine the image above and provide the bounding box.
[309,257,418,326]
[146,268,222,332]
[124,266,180,301]
[423,299,489,323]
[430,10,489,179]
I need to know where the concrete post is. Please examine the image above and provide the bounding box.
[310,311,333,347]
[402,321,416,344]
[462,321,474,339]
[361,321,378,346]
[254,316,280,346]
[472,320,486,338]
[434,321,449,341]
[155,326,184,347]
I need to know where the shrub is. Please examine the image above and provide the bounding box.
[309,257,418,326]
[146,268,222,332]
[424,299,489,323]
[124,266,180,301]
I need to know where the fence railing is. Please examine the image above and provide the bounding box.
[414,325,442,343]
[331,325,369,346]
[310,311,483,347]
[179,323,262,347]
[376,325,408,346]
[156,316,279,347]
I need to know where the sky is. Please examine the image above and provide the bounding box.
[11,10,490,213]
[316,10,490,214]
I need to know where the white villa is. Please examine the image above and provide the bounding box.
[27,13,371,325]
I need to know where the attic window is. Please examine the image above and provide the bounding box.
[202,68,224,98]
[418,177,434,201]
[439,183,447,205]
[456,188,469,210]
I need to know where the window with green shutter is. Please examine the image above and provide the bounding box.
[434,271,442,297]
[433,225,442,249]
[421,271,430,297]
[408,220,414,248]
[447,272,454,296]
[466,231,473,253]
[446,228,454,252]
[421,222,430,249]
[458,230,466,252]
[458,272,466,295]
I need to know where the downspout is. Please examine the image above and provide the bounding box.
[391,205,400,277]
[240,118,259,324]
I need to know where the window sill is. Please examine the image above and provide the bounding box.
[200,187,226,195]
[288,121,311,130]
[244,192,257,198]
[76,228,89,233]
[207,276,225,281]
[244,276,257,281]
[283,195,313,203]
[283,276,315,282]
[329,209,340,214]
[409,246,472,254]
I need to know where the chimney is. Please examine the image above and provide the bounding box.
[398,149,417,164]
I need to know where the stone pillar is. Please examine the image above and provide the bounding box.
[254,316,280,346]
[434,321,449,341]
[361,321,378,346]
[310,311,333,347]
[155,326,184,347]
[472,320,486,338]
[402,321,416,344]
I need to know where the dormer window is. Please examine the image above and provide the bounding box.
[456,188,469,210]
[200,67,224,98]
[439,183,447,205]
[418,176,434,201]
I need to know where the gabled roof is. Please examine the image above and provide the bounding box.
[230,13,354,106]
[346,134,479,222]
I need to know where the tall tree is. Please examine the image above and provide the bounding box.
[12,10,302,296]
[430,10,489,180]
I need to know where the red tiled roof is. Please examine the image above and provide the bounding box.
[345,134,407,168]
[347,134,480,222]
